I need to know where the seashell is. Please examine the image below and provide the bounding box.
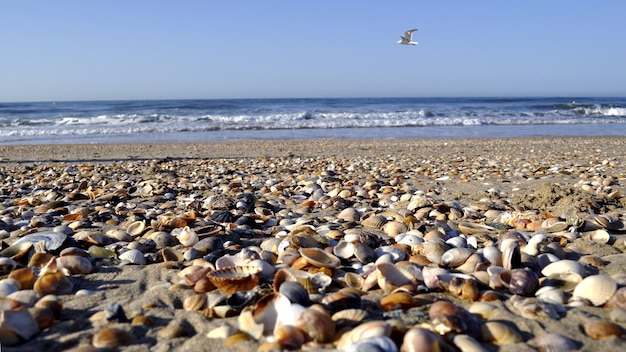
[604,287,626,309]
[344,272,364,290]
[56,255,93,275]
[9,231,67,252]
[382,220,408,237]
[429,300,479,336]
[298,247,340,268]
[0,241,33,259]
[452,334,486,352]
[380,291,418,310]
[413,240,449,265]
[333,240,355,259]
[376,262,417,294]
[336,320,391,350]
[206,324,236,339]
[481,246,503,267]
[446,276,480,301]
[0,309,40,344]
[529,333,578,352]
[0,258,17,275]
[441,247,476,268]
[273,324,304,349]
[479,321,522,344]
[344,336,398,352]
[28,307,55,330]
[278,281,311,307]
[508,269,539,296]
[445,235,467,248]
[535,286,566,305]
[321,288,362,312]
[160,247,184,262]
[585,320,624,339]
[337,207,361,222]
[584,229,611,244]
[294,304,335,343]
[572,274,617,306]
[7,290,38,307]
[468,302,498,319]
[354,243,377,264]
[119,249,146,265]
[126,220,146,236]
[401,327,444,352]
[88,246,117,259]
[331,308,368,326]
[92,327,135,348]
[541,259,585,277]
[0,282,18,298]
[362,215,388,229]
[206,265,262,295]
[397,233,423,246]
[457,222,496,235]
[183,293,208,311]
[175,226,199,247]
[541,218,569,232]
[35,295,63,318]
[34,272,73,297]
[104,229,133,242]
[501,238,521,270]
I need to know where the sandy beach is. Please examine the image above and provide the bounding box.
[1,137,625,351]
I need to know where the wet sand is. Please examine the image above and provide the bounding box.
[1,137,625,351]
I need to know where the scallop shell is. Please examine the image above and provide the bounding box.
[118,249,146,265]
[336,320,392,350]
[298,247,341,268]
[572,274,617,306]
[331,308,368,326]
[206,265,262,295]
[362,215,388,229]
[183,293,208,311]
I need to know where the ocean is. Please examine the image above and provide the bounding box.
[1,97,625,145]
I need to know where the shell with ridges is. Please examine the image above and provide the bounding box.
[206,265,262,295]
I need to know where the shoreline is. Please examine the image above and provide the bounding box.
[2,135,626,163]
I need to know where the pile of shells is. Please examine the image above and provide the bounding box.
[0,150,625,351]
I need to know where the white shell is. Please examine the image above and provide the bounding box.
[118,249,146,265]
[333,240,355,259]
[176,226,199,247]
[541,260,585,277]
[0,309,40,340]
[572,274,617,306]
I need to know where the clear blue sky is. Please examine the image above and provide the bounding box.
[2,1,625,102]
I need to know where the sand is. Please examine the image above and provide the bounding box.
[0,137,625,351]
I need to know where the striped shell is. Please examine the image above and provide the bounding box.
[206,265,262,295]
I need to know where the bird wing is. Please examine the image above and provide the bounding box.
[404,29,418,39]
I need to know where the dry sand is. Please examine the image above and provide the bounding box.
[0,137,625,351]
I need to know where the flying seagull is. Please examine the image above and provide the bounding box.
[397,29,418,45]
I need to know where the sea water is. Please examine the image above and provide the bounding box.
[1,97,625,145]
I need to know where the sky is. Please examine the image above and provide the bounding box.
[2,1,625,102]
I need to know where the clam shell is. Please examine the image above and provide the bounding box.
[298,247,341,268]
[457,222,496,235]
[207,265,262,295]
[331,308,368,326]
[0,309,40,341]
[118,249,146,265]
[376,262,416,293]
[34,272,73,297]
[572,274,617,306]
[337,207,361,222]
[126,220,146,237]
[480,321,522,344]
[0,258,17,275]
[175,226,199,247]
[294,304,335,343]
[56,255,93,275]
[354,243,377,264]
[401,327,443,352]
[541,259,585,277]
[530,333,577,351]
[10,231,67,252]
[345,336,398,352]
[183,293,208,311]
[382,220,408,237]
[441,247,476,268]
[333,240,355,259]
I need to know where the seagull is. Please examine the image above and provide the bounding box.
[397,29,418,45]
